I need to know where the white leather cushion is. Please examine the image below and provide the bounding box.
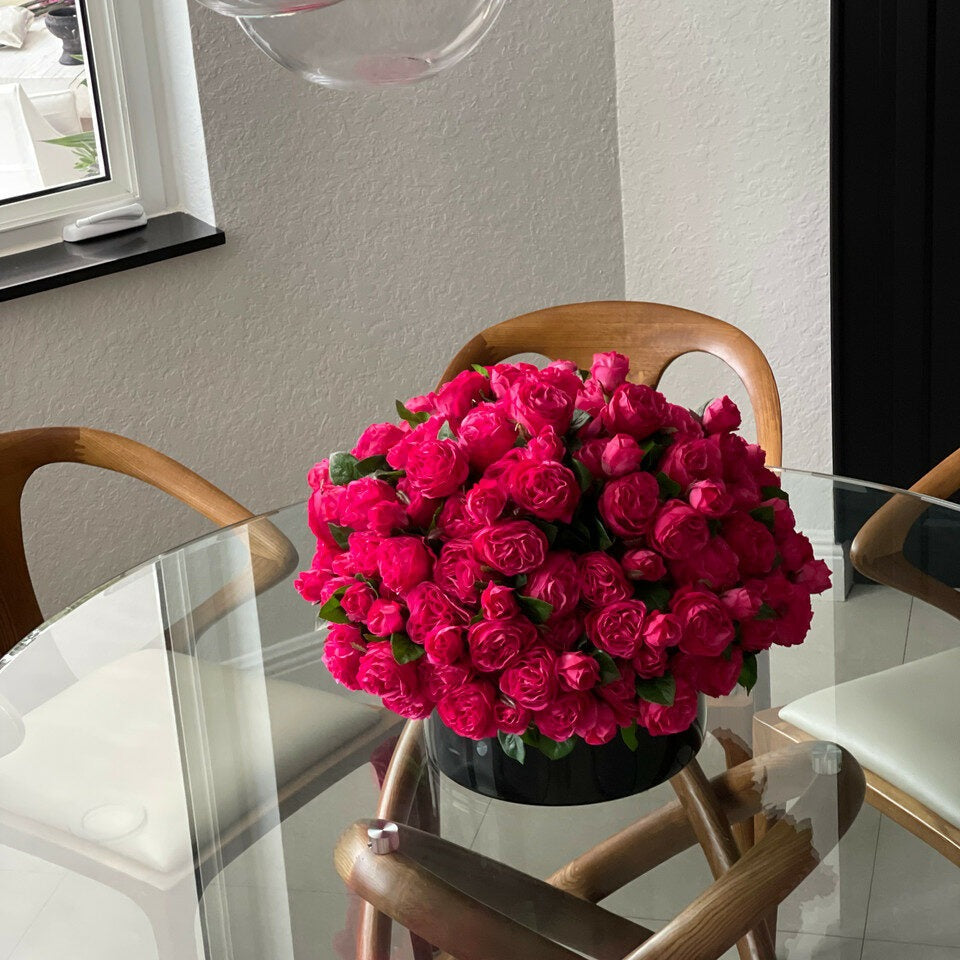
[0,649,383,875]
[780,647,960,829]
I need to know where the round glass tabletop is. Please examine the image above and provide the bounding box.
[0,469,957,960]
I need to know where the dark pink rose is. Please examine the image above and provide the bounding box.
[574,696,619,746]
[602,383,667,438]
[308,485,344,543]
[481,447,526,485]
[319,576,354,604]
[659,439,723,490]
[405,438,470,499]
[556,651,600,691]
[575,438,607,478]
[369,500,410,537]
[669,537,740,590]
[434,370,488,424]
[579,551,632,605]
[621,548,667,581]
[352,422,405,459]
[509,459,580,523]
[322,624,366,690]
[599,471,661,537]
[294,568,331,604]
[525,551,581,617]
[576,378,607,417]
[778,529,814,572]
[541,614,584,652]
[480,582,520,620]
[633,643,669,678]
[585,600,648,658]
[340,581,376,622]
[438,682,498,740]
[534,692,585,742]
[642,611,682,649]
[500,650,559,710]
[472,521,549,576]
[597,663,638,726]
[424,624,466,665]
[340,477,404,532]
[395,478,440,529]
[794,559,832,595]
[769,498,798,539]
[464,480,508,526]
[723,512,777,576]
[489,361,539,400]
[405,392,438,414]
[702,396,742,434]
[688,480,733,517]
[508,375,575,436]
[366,599,406,637]
[494,699,532,735]
[434,538,484,604]
[601,434,645,477]
[720,587,763,620]
[405,582,467,644]
[651,501,710,559]
[307,459,330,492]
[638,679,699,736]
[590,351,630,393]
[663,403,704,439]
[421,661,472,702]
[468,617,536,672]
[436,493,479,539]
[345,532,383,578]
[383,689,435,720]
[356,641,419,699]
[458,405,517,470]
[756,572,814,647]
[524,427,566,463]
[673,588,735,656]
[540,361,584,402]
[377,536,434,596]
[673,649,743,698]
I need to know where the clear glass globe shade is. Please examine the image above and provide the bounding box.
[237,0,506,90]
[194,0,342,20]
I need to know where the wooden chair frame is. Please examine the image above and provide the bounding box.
[338,726,865,960]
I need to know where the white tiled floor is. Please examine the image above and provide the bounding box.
[0,585,957,959]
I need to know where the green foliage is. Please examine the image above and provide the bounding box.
[391,633,425,664]
[635,673,676,706]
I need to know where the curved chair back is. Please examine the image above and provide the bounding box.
[440,301,782,465]
[0,427,258,656]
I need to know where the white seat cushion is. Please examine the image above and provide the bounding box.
[780,647,960,829]
[0,649,383,875]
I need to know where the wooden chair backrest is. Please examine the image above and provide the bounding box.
[440,301,782,466]
[851,447,960,620]
[0,427,261,656]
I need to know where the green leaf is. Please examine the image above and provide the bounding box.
[327,523,354,550]
[755,603,779,621]
[569,409,591,432]
[328,451,359,485]
[536,735,577,761]
[518,595,554,624]
[761,485,790,503]
[437,420,456,441]
[471,363,491,377]
[593,650,621,686]
[571,458,593,492]
[635,674,676,706]
[620,724,639,752]
[656,472,682,500]
[595,517,614,551]
[318,587,349,624]
[391,633,425,664]
[395,399,429,426]
[738,652,758,693]
[531,519,559,547]
[514,574,528,589]
[497,731,526,764]
[640,441,667,470]
[633,581,671,612]
[750,505,776,530]
[356,454,390,475]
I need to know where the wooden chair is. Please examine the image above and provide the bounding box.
[338,731,865,960]
[0,426,403,957]
[754,446,960,866]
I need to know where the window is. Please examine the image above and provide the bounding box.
[0,0,213,261]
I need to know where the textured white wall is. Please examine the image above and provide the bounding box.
[1,0,624,616]
[612,0,831,469]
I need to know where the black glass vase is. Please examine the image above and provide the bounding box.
[424,698,705,806]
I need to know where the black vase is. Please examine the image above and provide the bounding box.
[425,698,705,806]
[45,8,82,66]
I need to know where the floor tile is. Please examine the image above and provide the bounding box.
[903,597,959,662]
[8,872,158,960]
[0,844,66,876]
[0,871,63,959]
[777,932,865,959]
[861,940,960,960]
[864,818,960,947]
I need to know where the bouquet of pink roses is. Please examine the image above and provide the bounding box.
[296,353,831,761]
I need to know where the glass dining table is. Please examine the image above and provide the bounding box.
[0,469,957,960]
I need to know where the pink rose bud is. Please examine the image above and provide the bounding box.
[599,471,661,538]
[701,396,742,434]
[322,624,366,690]
[589,350,630,393]
[674,650,743,699]
[339,581,376,623]
[638,680,700,736]
[575,438,607,478]
[632,643,669,679]
[687,479,733,517]
[494,699,532,735]
[434,370,489,424]
[794,559,832,595]
[577,377,607,417]
[480,582,520,620]
[621,548,667,581]
[556,651,601,692]
[351,422,405,459]
[524,427,566,463]
[642,611,682,649]
[424,624,466,665]
[366,599,406,637]
[720,587,763,620]
[458,405,517,470]
[377,536,434,596]
[601,434,645,478]
[722,512,777,576]
[602,382,667,439]
[294,568,331,604]
[574,696,619,746]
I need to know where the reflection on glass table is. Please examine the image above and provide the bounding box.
[0,470,957,960]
